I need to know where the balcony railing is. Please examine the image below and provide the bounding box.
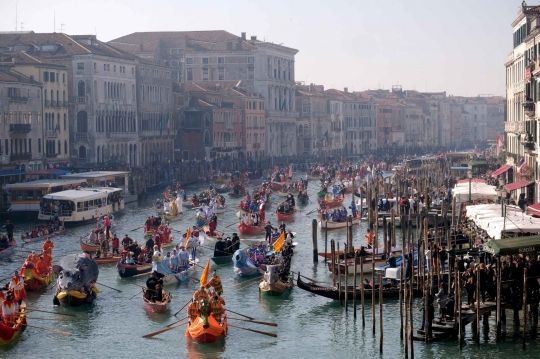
[46,153,58,158]
[9,124,31,133]
[45,100,51,108]
[10,153,32,161]
[46,130,58,138]
[523,101,535,118]
[9,96,28,103]
[76,133,88,140]
[225,141,237,147]
[77,97,86,104]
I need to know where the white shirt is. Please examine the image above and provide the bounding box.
[425,249,432,260]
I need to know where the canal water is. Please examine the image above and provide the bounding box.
[1,180,539,359]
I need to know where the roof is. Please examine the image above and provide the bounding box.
[60,171,129,179]
[484,235,540,256]
[0,69,37,84]
[6,179,83,189]
[504,180,533,192]
[324,89,354,101]
[491,165,511,178]
[0,32,137,61]
[43,187,122,201]
[182,81,250,98]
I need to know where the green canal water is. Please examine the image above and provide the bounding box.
[1,180,540,359]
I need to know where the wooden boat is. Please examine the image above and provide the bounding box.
[270,181,291,191]
[0,241,16,260]
[237,221,265,235]
[21,265,54,291]
[54,286,99,307]
[327,253,389,275]
[228,192,245,198]
[202,225,223,243]
[79,237,100,252]
[276,207,297,221]
[259,266,294,297]
[186,303,227,343]
[0,303,26,345]
[195,216,209,227]
[143,290,171,313]
[296,273,418,300]
[319,217,360,230]
[297,194,309,205]
[162,211,182,222]
[93,254,122,265]
[317,246,402,259]
[211,254,233,266]
[215,185,230,194]
[116,260,153,278]
[318,196,345,208]
[214,205,228,214]
[21,228,66,243]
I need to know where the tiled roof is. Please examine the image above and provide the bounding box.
[324,89,354,101]
[0,69,36,84]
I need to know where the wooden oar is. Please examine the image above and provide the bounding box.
[305,209,317,216]
[130,289,143,300]
[166,316,189,327]
[173,298,192,317]
[24,309,76,317]
[228,317,278,327]
[227,323,277,338]
[96,282,122,292]
[131,226,144,232]
[24,316,61,321]
[132,271,152,278]
[22,323,71,336]
[225,222,238,229]
[236,279,262,291]
[130,283,157,293]
[226,308,254,320]
[142,321,189,338]
[291,271,318,283]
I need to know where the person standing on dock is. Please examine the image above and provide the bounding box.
[425,244,432,272]
[365,229,373,249]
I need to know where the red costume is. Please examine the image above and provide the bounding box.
[154,233,161,251]
[208,220,216,236]
[9,276,26,301]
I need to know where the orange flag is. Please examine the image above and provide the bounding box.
[184,226,191,247]
[273,231,285,253]
[199,259,210,286]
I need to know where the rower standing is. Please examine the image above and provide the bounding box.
[205,271,223,296]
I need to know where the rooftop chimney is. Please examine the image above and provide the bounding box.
[241,32,246,40]
[251,36,257,41]
[344,87,348,93]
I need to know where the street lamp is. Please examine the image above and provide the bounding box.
[496,176,507,217]
[467,161,473,202]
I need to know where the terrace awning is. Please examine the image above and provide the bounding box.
[484,235,540,256]
[503,180,533,192]
[491,165,511,178]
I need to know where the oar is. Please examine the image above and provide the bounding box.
[142,321,189,338]
[227,323,277,338]
[166,316,189,327]
[290,271,318,283]
[24,309,76,317]
[236,280,261,291]
[228,317,278,327]
[22,323,71,336]
[226,308,254,320]
[173,298,192,317]
[131,226,144,232]
[24,316,61,321]
[130,283,157,293]
[132,271,152,278]
[225,222,238,229]
[130,289,143,300]
[305,209,317,216]
[96,282,122,292]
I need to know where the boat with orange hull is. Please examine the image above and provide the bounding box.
[93,254,122,265]
[0,304,26,346]
[237,222,265,235]
[276,207,296,221]
[143,290,171,313]
[21,266,54,291]
[318,196,345,208]
[186,313,228,344]
[79,238,100,252]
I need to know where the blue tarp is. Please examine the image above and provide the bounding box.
[0,170,24,177]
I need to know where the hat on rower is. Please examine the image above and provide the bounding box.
[233,233,237,236]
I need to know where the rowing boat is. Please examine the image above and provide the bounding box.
[93,254,122,265]
[186,304,227,344]
[319,217,360,230]
[0,241,16,260]
[318,196,345,208]
[259,266,294,297]
[0,303,26,346]
[21,228,66,243]
[237,222,265,235]
[276,207,296,221]
[143,290,171,313]
[202,225,223,243]
[79,238,100,252]
[116,261,153,278]
[211,254,233,266]
[21,265,54,291]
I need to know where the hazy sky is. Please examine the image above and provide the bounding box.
[0,0,523,96]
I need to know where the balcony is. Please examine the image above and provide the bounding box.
[46,130,58,138]
[9,124,31,133]
[77,97,86,104]
[76,133,88,141]
[46,153,58,158]
[522,140,536,154]
[45,100,51,108]
[10,153,32,161]
[9,96,28,103]
[523,101,535,118]
[225,141,237,148]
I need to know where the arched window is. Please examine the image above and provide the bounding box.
[77,81,85,97]
[78,146,87,159]
[204,130,210,145]
[204,113,210,127]
[76,111,88,133]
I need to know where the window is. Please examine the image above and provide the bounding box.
[29,139,32,153]
[77,63,84,70]
[172,48,179,55]
[187,68,193,81]
[248,68,254,80]
[77,81,85,97]
[218,57,225,64]
[202,68,208,81]
[43,72,49,81]
[104,64,106,71]
[64,114,67,131]
[186,58,193,64]
[37,89,40,99]
[113,65,116,72]
[172,60,179,66]
[132,67,134,75]
[202,58,209,64]
[107,64,110,71]
[38,138,41,153]
[248,57,254,64]
[62,73,66,83]
[64,140,67,154]
[218,68,225,80]
[50,72,55,82]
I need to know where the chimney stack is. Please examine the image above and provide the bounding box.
[344,87,348,93]
[241,32,246,40]
[251,35,257,41]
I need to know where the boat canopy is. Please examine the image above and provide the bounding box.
[42,187,122,202]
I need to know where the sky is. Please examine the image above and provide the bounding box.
[0,0,524,96]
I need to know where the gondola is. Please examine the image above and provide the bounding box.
[79,237,100,252]
[93,254,122,265]
[143,290,171,313]
[116,260,153,278]
[276,207,297,221]
[21,228,66,243]
[296,273,419,300]
[0,303,26,345]
[0,241,16,260]
[297,193,309,205]
[211,254,233,266]
[237,222,265,235]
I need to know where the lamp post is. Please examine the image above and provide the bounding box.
[467,161,473,203]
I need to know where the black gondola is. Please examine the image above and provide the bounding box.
[116,261,153,278]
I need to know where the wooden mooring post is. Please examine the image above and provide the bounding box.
[353,250,357,318]
[344,243,348,313]
[324,220,328,263]
[331,239,336,287]
[361,255,365,327]
[312,218,318,263]
[523,267,528,351]
[379,275,383,354]
[337,242,342,306]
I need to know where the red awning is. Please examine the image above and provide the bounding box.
[528,203,540,216]
[503,180,533,192]
[457,178,486,184]
[491,165,511,178]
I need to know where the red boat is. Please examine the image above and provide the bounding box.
[21,265,54,291]
[237,221,265,235]
[318,196,344,208]
[0,305,26,345]
[143,290,171,313]
[276,207,296,221]
[186,309,227,343]
[270,181,291,191]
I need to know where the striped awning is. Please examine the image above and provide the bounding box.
[491,165,511,178]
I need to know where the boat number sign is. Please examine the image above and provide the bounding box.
[519,246,536,253]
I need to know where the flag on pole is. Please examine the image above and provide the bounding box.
[496,133,501,156]
[199,259,210,286]
[183,226,191,247]
[273,231,285,253]
[518,157,526,174]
